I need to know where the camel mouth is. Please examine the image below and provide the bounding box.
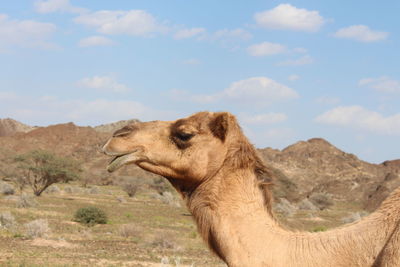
[107,149,141,173]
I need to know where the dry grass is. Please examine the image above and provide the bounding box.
[0,181,368,266]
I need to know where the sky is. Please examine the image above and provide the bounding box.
[0,0,399,163]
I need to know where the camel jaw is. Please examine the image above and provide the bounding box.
[107,150,141,173]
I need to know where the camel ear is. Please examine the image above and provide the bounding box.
[209,112,229,142]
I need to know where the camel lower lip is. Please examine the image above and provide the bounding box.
[107,151,139,173]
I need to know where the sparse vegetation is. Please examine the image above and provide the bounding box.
[24,219,50,238]
[121,181,139,197]
[14,150,82,196]
[44,185,60,194]
[74,206,108,226]
[16,194,38,208]
[274,198,296,217]
[0,182,15,195]
[309,192,334,210]
[311,226,328,232]
[0,212,17,230]
[119,224,139,238]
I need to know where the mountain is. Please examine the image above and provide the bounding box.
[94,119,140,133]
[260,138,400,210]
[0,118,36,137]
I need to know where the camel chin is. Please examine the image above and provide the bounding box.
[107,152,140,173]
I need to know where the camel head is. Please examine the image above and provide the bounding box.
[102,112,241,187]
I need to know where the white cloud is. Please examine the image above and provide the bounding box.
[288,74,300,81]
[359,76,400,93]
[222,77,298,103]
[0,14,56,50]
[34,0,87,14]
[213,28,252,41]
[334,25,388,42]
[78,75,130,93]
[240,113,287,125]
[0,92,171,125]
[247,42,286,57]
[180,77,299,106]
[173,27,206,40]
[315,105,400,135]
[254,4,325,32]
[78,35,115,47]
[278,55,314,66]
[74,10,166,36]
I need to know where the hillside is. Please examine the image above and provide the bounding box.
[260,138,400,210]
[0,118,35,137]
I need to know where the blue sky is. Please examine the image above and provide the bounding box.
[1,0,399,163]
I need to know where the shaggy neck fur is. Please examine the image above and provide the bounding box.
[179,131,400,267]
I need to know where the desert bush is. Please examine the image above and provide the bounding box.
[150,177,171,194]
[151,232,178,250]
[0,212,17,230]
[341,212,361,224]
[44,185,60,194]
[16,194,38,208]
[274,198,297,217]
[0,182,15,195]
[121,179,139,197]
[309,192,334,210]
[14,150,81,196]
[116,196,127,203]
[64,186,83,194]
[341,211,368,224]
[74,206,108,226]
[311,225,328,232]
[298,198,318,211]
[25,219,50,238]
[152,191,181,208]
[119,224,139,238]
[88,186,100,194]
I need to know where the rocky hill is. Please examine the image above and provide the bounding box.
[260,138,400,210]
[0,118,35,137]
[0,120,399,211]
[94,119,140,133]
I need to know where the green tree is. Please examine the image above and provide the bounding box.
[14,150,81,196]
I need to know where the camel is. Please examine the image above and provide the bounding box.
[103,111,400,267]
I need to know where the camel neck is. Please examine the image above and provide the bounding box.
[185,167,391,267]
[187,167,285,263]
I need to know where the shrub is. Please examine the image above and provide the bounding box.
[151,233,178,250]
[309,192,334,210]
[44,185,60,194]
[121,181,139,197]
[25,219,50,238]
[116,196,127,203]
[64,186,82,194]
[274,198,296,217]
[298,198,318,211]
[0,182,15,195]
[16,194,38,208]
[153,191,181,208]
[0,212,17,230]
[88,186,100,194]
[119,224,139,238]
[74,206,108,226]
[311,226,328,232]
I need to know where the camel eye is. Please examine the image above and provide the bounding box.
[176,132,194,141]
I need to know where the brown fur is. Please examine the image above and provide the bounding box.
[103,111,400,267]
